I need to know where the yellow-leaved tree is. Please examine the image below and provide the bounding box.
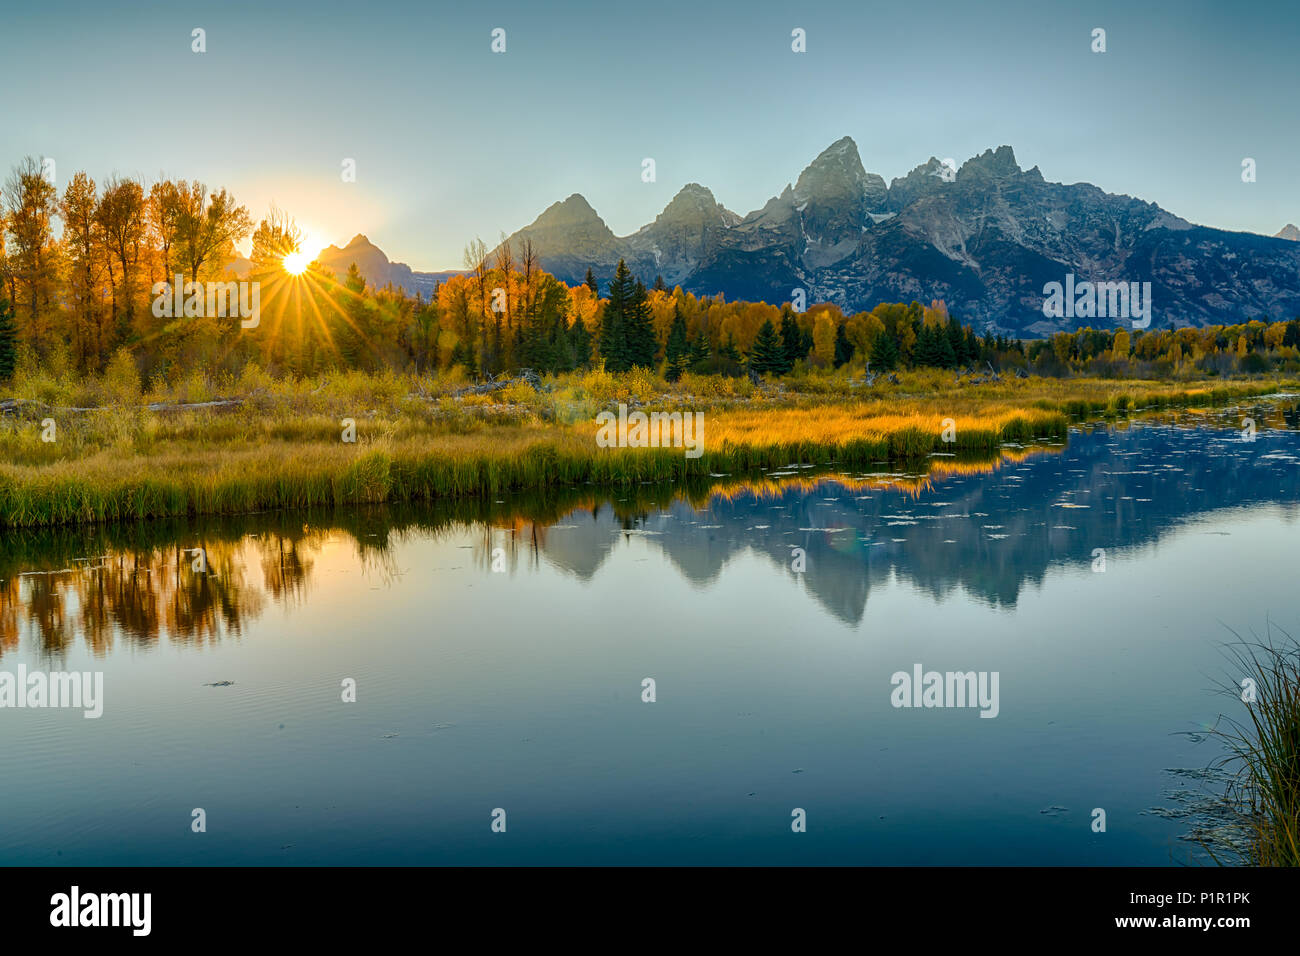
[812,313,836,367]
[1111,329,1130,360]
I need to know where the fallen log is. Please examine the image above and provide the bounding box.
[0,396,245,416]
[447,368,546,397]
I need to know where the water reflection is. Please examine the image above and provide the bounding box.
[3,399,1298,658]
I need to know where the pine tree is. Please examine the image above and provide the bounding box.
[623,279,658,369]
[516,276,569,373]
[937,328,957,368]
[334,263,369,369]
[778,311,802,373]
[913,323,958,368]
[653,274,666,292]
[870,330,898,371]
[911,324,930,367]
[914,324,942,367]
[690,330,711,369]
[585,268,599,298]
[599,260,634,371]
[748,319,784,375]
[570,315,592,369]
[0,295,17,381]
[1285,320,1300,349]
[946,316,965,366]
[594,261,657,371]
[833,322,853,367]
[664,305,690,381]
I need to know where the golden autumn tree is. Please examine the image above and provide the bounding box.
[1111,328,1131,360]
[812,312,836,367]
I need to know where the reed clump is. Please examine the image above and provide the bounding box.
[1212,625,1300,866]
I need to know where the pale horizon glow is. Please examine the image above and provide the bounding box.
[2,0,1298,270]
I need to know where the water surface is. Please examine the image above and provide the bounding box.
[2,400,1299,865]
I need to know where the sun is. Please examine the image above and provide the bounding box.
[282,235,326,276]
[283,250,311,275]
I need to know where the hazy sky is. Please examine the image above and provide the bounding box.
[3,0,1297,268]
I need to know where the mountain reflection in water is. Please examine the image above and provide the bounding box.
[4,404,1298,657]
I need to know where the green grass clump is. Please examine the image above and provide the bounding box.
[1213,625,1300,866]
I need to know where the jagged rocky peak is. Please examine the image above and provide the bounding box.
[891,156,951,185]
[653,183,740,227]
[793,136,887,210]
[497,137,1300,333]
[321,233,388,263]
[517,193,620,259]
[535,193,606,228]
[959,145,1023,179]
[321,234,380,257]
[885,157,956,211]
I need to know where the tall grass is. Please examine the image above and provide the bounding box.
[2,367,1293,528]
[0,409,1067,527]
[1212,625,1300,866]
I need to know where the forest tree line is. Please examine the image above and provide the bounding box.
[3,157,1299,385]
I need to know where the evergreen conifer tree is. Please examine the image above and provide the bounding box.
[664,305,690,381]
[623,279,658,368]
[914,324,942,367]
[570,315,592,369]
[748,318,784,375]
[870,330,898,371]
[799,325,814,364]
[833,323,853,367]
[946,316,965,366]
[0,295,17,382]
[690,330,711,368]
[599,260,635,371]
[778,311,802,373]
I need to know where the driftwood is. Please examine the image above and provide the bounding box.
[448,379,511,397]
[0,396,244,416]
[960,361,1003,386]
[0,371,553,417]
[447,368,546,397]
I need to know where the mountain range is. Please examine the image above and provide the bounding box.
[224,234,455,296]
[293,138,1300,336]
[316,235,454,298]
[493,137,1300,335]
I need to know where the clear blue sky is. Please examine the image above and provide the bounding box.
[2,0,1296,268]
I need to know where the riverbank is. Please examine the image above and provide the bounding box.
[1,367,1293,527]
